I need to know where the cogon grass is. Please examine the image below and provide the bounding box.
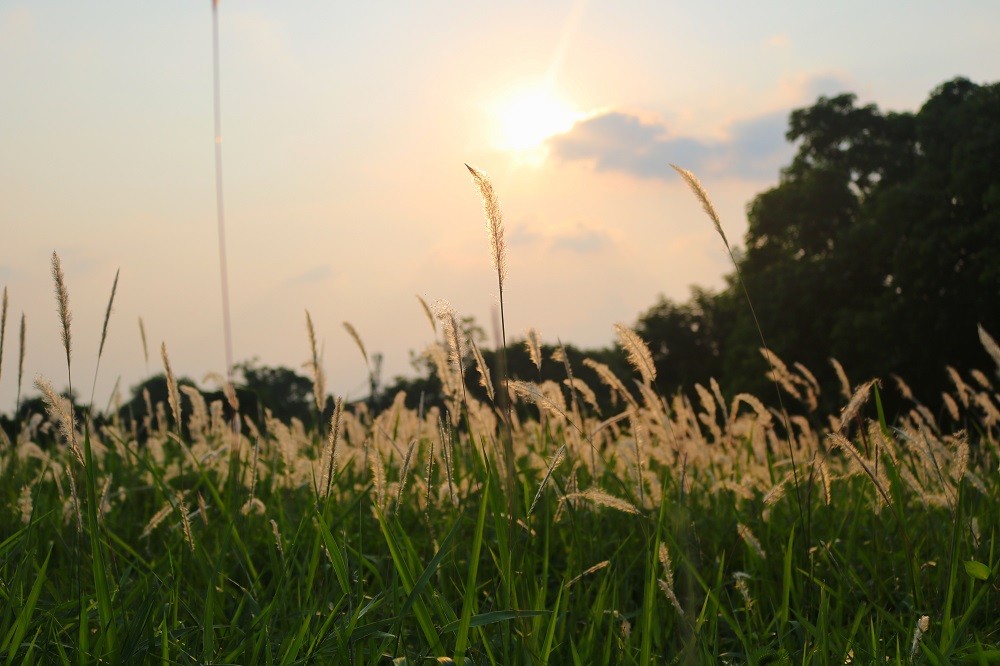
[2,177,998,664]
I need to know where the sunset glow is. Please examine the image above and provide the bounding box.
[492,88,581,154]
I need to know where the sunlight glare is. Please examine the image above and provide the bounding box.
[492,88,580,156]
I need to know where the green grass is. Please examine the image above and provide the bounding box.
[0,363,998,664]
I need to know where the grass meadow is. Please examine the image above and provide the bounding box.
[1,170,998,665]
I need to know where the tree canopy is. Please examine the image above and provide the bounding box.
[639,77,1000,408]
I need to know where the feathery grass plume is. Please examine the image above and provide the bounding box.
[433,301,466,376]
[583,358,639,410]
[828,432,893,509]
[946,366,970,408]
[50,251,73,392]
[197,492,209,526]
[910,615,930,660]
[90,268,120,406]
[561,488,639,515]
[270,519,285,561]
[395,439,417,513]
[657,542,684,614]
[0,286,7,384]
[733,572,754,611]
[710,377,729,421]
[737,523,766,559]
[942,392,960,421]
[830,358,852,400]
[305,310,326,416]
[18,484,33,525]
[892,373,915,401]
[470,338,495,403]
[15,313,25,414]
[240,497,266,517]
[36,376,81,465]
[416,294,437,334]
[138,317,149,368]
[670,165,727,245]
[969,368,992,390]
[525,328,542,372]
[836,379,877,433]
[160,343,182,432]
[321,397,343,499]
[565,377,598,412]
[141,501,173,538]
[614,323,656,385]
[979,324,1000,370]
[343,321,369,367]
[567,560,609,587]
[761,348,803,402]
[511,379,571,423]
[177,496,195,551]
[528,444,566,517]
[794,361,821,395]
[370,446,387,510]
[466,164,507,288]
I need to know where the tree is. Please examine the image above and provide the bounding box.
[638,77,1000,411]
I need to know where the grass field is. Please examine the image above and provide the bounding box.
[0,174,998,664]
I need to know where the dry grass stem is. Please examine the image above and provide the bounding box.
[138,317,149,367]
[16,313,25,413]
[567,560,609,587]
[528,444,566,517]
[0,286,7,384]
[91,269,120,405]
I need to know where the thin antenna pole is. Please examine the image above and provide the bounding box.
[212,0,235,384]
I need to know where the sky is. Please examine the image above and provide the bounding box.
[1,1,999,411]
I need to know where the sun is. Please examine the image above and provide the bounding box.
[491,87,580,155]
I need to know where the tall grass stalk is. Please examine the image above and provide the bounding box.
[0,286,7,387]
[670,165,807,534]
[211,0,235,391]
[89,269,119,409]
[465,164,516,512]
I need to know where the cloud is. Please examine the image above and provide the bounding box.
[548,109,793,180]
[285,264,332,285]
